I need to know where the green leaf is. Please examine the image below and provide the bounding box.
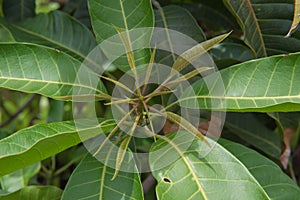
[166,111,206,142]
[269,112,300,130]
[210,39,254,68]
[112,136,132,180]
[0,119,115,176]
[0,10,97,61]
[2,0,35,22]
[172,32,230,72]
[220,139,300,199]
[62,154,143,200]
[150,131,270,199]
[182,1,238,34]
[225,113,281,158]
[286,0,300,37]
[268,112,300,149]
[0,43,108,100]
[0,163,40,193]
[0,24,15,42]
[89,0,153,43]
[88,0,154,71]
[150,131,300,199]
[181,52,300,112]
[224,0,300,56]
[155,5,206,43]
[223,0,266,57]
[0,186,62,200]
[62,0,91,28]
[154,4,206,67]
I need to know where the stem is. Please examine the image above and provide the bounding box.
[105,97,138,106]
[141,101,156,135]
[51,156,56,171]
[54,156,83,176]
[0,97,11,116]
[0,94,36,128]
[92,105,137,156]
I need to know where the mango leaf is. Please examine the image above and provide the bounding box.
[210,38,254,68]
[155,5,206,43]
[166,111,206,142]
[225,113,281,158]
[224,0,300,56]
[112,135,132,180]
[223,0,266,57]
[182,1,238,34]
[150,131,269,199]
[0,163,40,193]
[180,52,300,112]
[62,0,91,29]
[286,0,300,37]
[0,43,108,100]
[150,131,300,199]
[268,112,300,149]
[2,0,35,22]
[219,139,300,199]
[89,0,153,43]
[88,0,154,71]
[0,10,97,61]
[172,32,230,72]
[0,119,115,176]
[0,186,62,200]
[62,154,143,200]
[269,112,300,131]
[0,24,14,42]
[154,4,206,67]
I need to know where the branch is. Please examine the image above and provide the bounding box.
[0,94,36,128]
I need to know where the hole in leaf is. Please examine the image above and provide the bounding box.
[163,177,171,183]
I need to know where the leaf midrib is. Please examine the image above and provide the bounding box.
[11,24,86,61]
[225,123,281,152]
[0,76,104,94]
[182,95,300,101]
[0,121,115,158]
[158,135,209,200]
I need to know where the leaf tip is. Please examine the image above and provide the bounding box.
[111,170,119,181]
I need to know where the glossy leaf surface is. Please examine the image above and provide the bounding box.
[155,5,206,43]
[150,131,300,199]
[150,131,270,199]
[0,11,97,61]
[0,163,40,193]
[220,139,300,199]
[224,0,300,56]
[62,154,143,200]
[0,186,62,200]
[181,53,300,112]
[88,0,154,71]
[0,43,107,100]
[0,119,114,176]
[225,113,281,158]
